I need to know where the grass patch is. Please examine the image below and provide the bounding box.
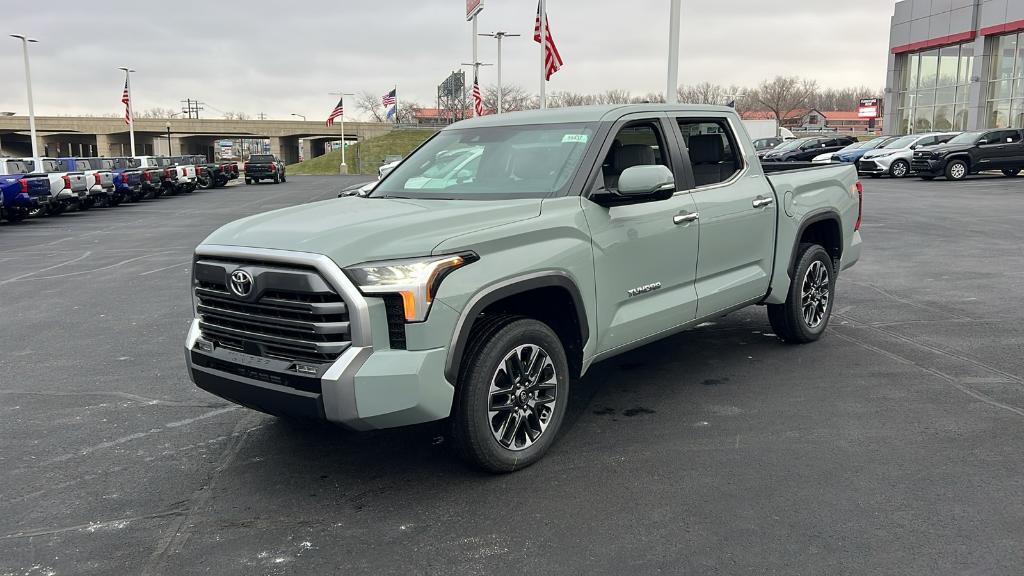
[289,129,437,175]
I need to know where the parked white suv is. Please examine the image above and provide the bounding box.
[857,132,958,178]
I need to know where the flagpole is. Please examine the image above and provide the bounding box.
[119,67,136,155]
[666,0,680,104]
[472,14,479,117]
[539,0,547,109]
[329,91,354,174]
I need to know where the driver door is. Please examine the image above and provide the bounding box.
[582,114,700,355]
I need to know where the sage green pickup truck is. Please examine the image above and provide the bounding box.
[185,104,862,472]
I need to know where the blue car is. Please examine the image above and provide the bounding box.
[811,136,899,164]
[0,159,51,222]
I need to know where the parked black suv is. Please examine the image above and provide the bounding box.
[912,128,1024,180]
[760,136,858,162]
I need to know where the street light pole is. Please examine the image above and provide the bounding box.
[119,67,136,156]
[290,113,306,121]
[165,121,172,156]
[480,32,520,114]
[328,92,354,173]
[666,0,681,104]
[11,34,39,159]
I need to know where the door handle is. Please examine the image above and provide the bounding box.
[673,212,699,224]
[752,197,775,208]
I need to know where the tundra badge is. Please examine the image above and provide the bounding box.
[627,282,662,298]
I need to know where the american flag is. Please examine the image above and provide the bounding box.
[382,89,396,107]
[533,2,563,81]
[472,73,484,117]
[121,79,132,125]
[326,97,344,127]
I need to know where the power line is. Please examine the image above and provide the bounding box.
[179,99,203,119]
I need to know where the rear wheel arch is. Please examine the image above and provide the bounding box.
[790,212,843,274]
[445,274,589,384]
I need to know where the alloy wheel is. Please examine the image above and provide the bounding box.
[891,161,908,177]
[801,260,830,329]
[488,344,558,451]
[950,162,966,180]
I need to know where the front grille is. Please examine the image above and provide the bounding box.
[857,160,879,171]
[194,259,352,364]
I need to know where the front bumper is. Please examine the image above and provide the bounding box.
[183,246,457,430]
[911,157,945,175]
[857,157,893,174]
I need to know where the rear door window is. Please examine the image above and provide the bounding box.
[677,118,743,187]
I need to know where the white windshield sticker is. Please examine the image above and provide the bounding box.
[562,134,589,143]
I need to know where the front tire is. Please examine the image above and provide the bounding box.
[767,243,836,344]
[452,317,570,473]
[945,159,968,181]
[889,160,910,178]
[1002,169,1020,177]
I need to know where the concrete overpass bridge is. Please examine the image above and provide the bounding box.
[0,116,394,164]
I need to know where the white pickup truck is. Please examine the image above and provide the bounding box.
[22,157,90,215]
[135,156,197,195]
[56,157,114,208]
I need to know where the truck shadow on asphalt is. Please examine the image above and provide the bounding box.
[248,308,784,483]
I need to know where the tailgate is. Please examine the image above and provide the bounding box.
[26,175,51,197]
[67,173,88,191]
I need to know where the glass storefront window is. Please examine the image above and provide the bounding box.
[919,49,940,88]
[958,44,974,85]
[897,43,973,134]
[993,34,1019,80]
[989,100,1010,128]
[988,32,1024,132]
[953,106,969,131]
[1011,99,1024,129]
[938,45,960,87]
[933,105,953,130]
[914,106,934,131]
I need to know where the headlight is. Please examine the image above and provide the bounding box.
[344,253,477,322]
[872,151,893,158]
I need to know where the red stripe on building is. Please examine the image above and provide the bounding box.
[891,30,976,54]
[980,19,1024,37]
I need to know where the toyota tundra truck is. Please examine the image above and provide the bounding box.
[185,105,863,472]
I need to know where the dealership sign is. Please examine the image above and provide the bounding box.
[858,98,881,119]
[466,0,483,20]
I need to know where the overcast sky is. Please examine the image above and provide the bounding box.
[0,0,896,121]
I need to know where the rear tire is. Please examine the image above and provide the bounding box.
[273,174,280,184]
[767,243,836,344]
[1002,169,1020,177]
[889,160,910,178]
[281,173,286,182]
[452,316,570,473]
[945,159,968,181]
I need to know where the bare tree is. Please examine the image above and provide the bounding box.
[482,84,535,114]
[137,107,178,119]
[221,111,251,121]
[395,100,421,124]
[755,76,818,131]
[356,91,386,123]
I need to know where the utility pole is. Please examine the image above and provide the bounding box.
[479,31,520,114]
[10,34,39,159]
[180,99,204,119]
[666,0,681,104]
[328,91,354,173]
[257,112,267,121]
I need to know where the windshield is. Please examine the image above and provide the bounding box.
[947,131,983,144]
[881,135,919,149]
[373,122,597,199]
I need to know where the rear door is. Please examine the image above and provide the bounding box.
[670,114,777,317]
[977,130,1018,169]
[582,113,701,354]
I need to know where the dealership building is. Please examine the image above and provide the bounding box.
[884,0,1024,134]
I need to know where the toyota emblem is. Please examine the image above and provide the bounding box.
[229,269,253,297]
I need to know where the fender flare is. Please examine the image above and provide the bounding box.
[443,272,589,384]
[788,209,843,274]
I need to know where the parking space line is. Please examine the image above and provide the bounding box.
[139,261,191,276]
[0,251,91,285]
[18,252,174,281]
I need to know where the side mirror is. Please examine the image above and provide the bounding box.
[618,165,675,196]
[592,165,674,206]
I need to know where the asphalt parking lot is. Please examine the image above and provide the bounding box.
[2,174,1023,575]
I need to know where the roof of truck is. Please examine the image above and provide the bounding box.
[447,103,737,129]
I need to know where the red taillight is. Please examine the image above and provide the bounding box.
[62,175,71,189]
[854,180,863,232]
[164,168,173,178]
[243,162,249,171]
[270,162,277,171]
[19,178,28,193]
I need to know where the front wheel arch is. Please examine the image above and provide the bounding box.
[444,274,588,385]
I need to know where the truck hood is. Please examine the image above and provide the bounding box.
[201,196,542,267]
